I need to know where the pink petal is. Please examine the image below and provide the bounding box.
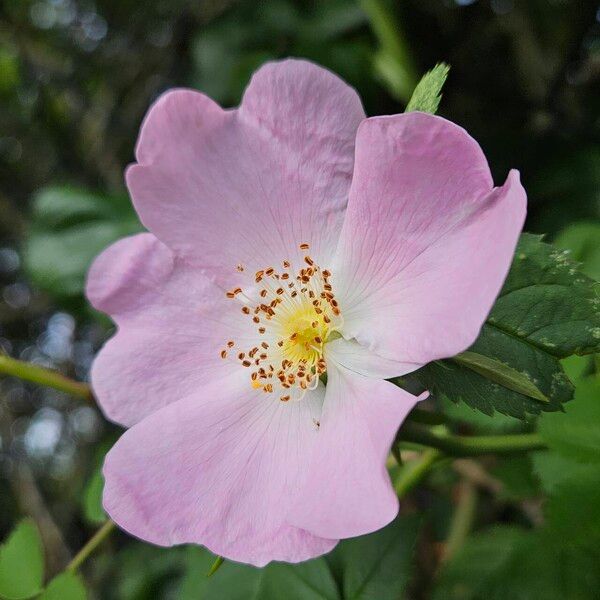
[102,373,337,567]
[333,113,526,368]
[289,363,424,539]
[324,337,418,379]
[126,59,365,281]
[86,234,254,426]
[86,233,173,320]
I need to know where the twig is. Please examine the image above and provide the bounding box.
[394,448,443,498]
[399,422,545,456]
[0,354,92,401]
[66,520,115,572]
[441,480,477,563]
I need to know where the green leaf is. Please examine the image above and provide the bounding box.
[433,525,600,600]
[24,186,141,301]
[114,544,185,600]
[538,377,600,463]
[82,466,106,525]
[544,468,600,542]
[453,351,548,403]
[560,354,592,385]
[531,450,597,493]
[554,221,600,281]
[433,526,526,600]
[330,515,420,600]
[490,455,539,500]
[438,396,524,434]
[81,437,115,525]
[489,234,600,358]
[178,516,420,600]
[0,519,44,600]
[409,233,600,419]
[39,573,86,600]
[179,547,339,600]
[413,324,573,419]
[405,63,450,114]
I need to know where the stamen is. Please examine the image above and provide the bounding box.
[220,245,343,401]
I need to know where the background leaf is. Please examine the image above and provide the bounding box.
[24,186,141,301]
[80,438,115,526]
[179,549,339,600]
[82,466,106,526]
[531,451,597,494]
[331,515,420,600]
[554,222,600,281]
[433,525,600,600]
[0,519,44,600]
[178,516,420,599]
[39,572,86,600]
[538,377,600,463]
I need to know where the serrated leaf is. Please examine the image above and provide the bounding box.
[454,351,549,403]
[488,233,600,358]
[0,519,44,600]
[405,63,450,114]
[409,233,600,419]
[414,324,573,419]
[24,186,141,301]
[439,396,524,434]
[538,377,600,463]
[39,572,86,600]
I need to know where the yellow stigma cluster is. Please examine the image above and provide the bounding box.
[220,243,342,402]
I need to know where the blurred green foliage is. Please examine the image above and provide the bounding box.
[0,0,599,598]
[435,376,600,600]
[0,519,44,599]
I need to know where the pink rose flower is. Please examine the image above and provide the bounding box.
[86,59,526,567]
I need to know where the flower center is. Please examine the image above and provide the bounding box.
[220,243,342,402]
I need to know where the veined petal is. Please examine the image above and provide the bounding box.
[333,113,526,369]
[324,337,418,379]
[102,373,336,567]
[289,363,424,540]
[86,234,255,427]
[126,59,365,281]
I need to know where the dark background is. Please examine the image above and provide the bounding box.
[0,1,599,597]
